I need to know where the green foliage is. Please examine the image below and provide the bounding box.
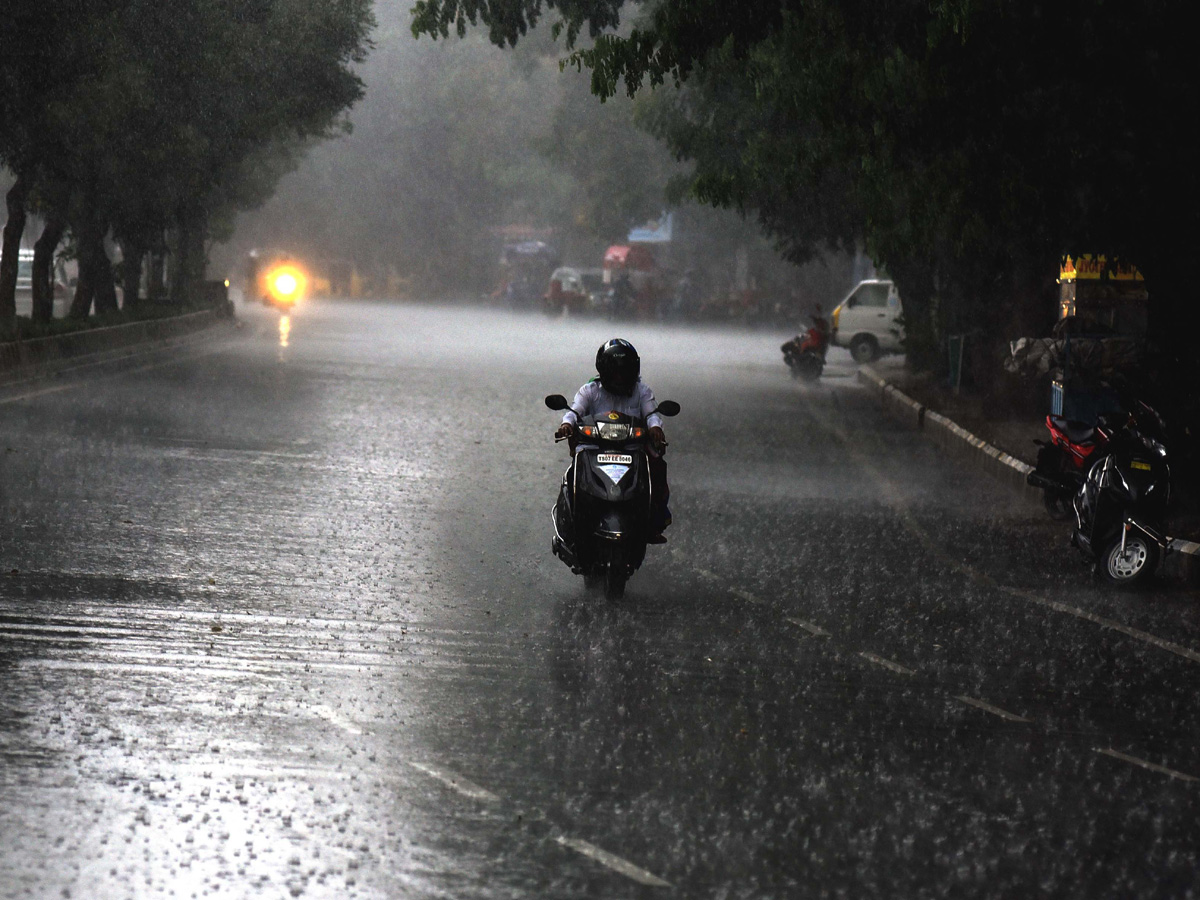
[408,0,1200,382]
[1,0,374,322]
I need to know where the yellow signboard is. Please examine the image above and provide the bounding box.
[1060,254,1143,282]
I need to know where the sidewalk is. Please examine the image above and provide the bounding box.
[856,363,1200,581]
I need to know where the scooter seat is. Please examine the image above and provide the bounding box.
[1049,415,1096,445]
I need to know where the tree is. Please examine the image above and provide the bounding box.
[1,0,373,328]
[410,0,1200,399]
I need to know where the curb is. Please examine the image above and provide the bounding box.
[1,308,231,383]
[856,365,1200,582]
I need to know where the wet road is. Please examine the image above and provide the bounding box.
[3,300,1200,898]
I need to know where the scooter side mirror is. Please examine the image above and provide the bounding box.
[655,400,681,417]
[545,394,569,411]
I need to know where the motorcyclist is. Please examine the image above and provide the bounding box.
[555,338,672,543]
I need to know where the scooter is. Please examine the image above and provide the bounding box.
[1028,414,1114,520]
[1072,407,1171,585]
[781,314,829,381]
[545,394,680,600]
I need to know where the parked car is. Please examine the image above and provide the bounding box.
[830,279,905,363]
[543,266,606,316]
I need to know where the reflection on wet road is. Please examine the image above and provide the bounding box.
[2,300,1200,898]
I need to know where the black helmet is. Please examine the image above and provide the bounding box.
[596,338,640,396]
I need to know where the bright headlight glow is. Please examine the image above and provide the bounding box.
[266,264,307,304]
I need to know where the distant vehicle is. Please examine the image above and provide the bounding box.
[830,279,905,363]
[781,310,830,381]
[542,267,600,316]
[261,262,308,310]
[543,266,605,316]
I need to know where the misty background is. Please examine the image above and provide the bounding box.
[211,4,860,309]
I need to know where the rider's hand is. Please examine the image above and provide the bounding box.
[555,422,574,441]
[650,426,667,451]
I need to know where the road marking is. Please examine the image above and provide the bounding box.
[1021,595,1200,666]
[859,651,916,676]
[407,761,500,803]
[1095,748,1199,783]
[786,618,829,637]
[694,568,718,581]
[730,587,763,605]
[954,695,1030,723]
[311,704,363,735]
[555,836,671,887]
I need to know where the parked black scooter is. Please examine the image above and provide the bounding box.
[545,394,680,599]
[1072,405,1171,585]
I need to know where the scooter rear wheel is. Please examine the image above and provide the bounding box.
[791,355,823,382]
[1102,534,1159,585]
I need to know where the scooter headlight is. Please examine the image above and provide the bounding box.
[596,422,631,441]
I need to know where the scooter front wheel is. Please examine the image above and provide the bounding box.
[604,547,628,601]
[1102,533,1159,586]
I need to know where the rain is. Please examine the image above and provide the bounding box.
[3,2,1200,898]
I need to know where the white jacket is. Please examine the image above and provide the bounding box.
[562,378,664,430]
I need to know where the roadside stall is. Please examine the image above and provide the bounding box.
[1006,255,1146,421]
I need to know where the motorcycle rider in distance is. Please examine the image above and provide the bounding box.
[555,339,672,543]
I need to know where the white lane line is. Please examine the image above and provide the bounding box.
[407,761,500,803]
[694,568,718,581]
[859,651,916,676]
[1095,748,1199,783]
[555,836,671,887]
[1028,596,1200,666]
[311,704,364,735]
[730,588,763,605]
[954,695,1030,723]
[786,618,829,637]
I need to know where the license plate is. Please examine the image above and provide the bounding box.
[596,453,633,465]
[1130,460,1152,471]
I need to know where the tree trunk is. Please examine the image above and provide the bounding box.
[889,259,939,372]
[0,175,31,330]
[31,204,67,324]
[171,205,207,304]
[92,237,120,316]
[68,248,95,320]
[68,211,99,321]
[120,242,144,310]
[147,252,166,301]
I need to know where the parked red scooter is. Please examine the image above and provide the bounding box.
[782,309,830,381]
[1028,414,1114,519]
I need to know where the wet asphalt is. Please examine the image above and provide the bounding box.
[2,300,1200,899]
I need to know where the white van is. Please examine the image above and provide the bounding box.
[830,279,905,363]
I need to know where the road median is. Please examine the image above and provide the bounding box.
[1,307,234,384]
